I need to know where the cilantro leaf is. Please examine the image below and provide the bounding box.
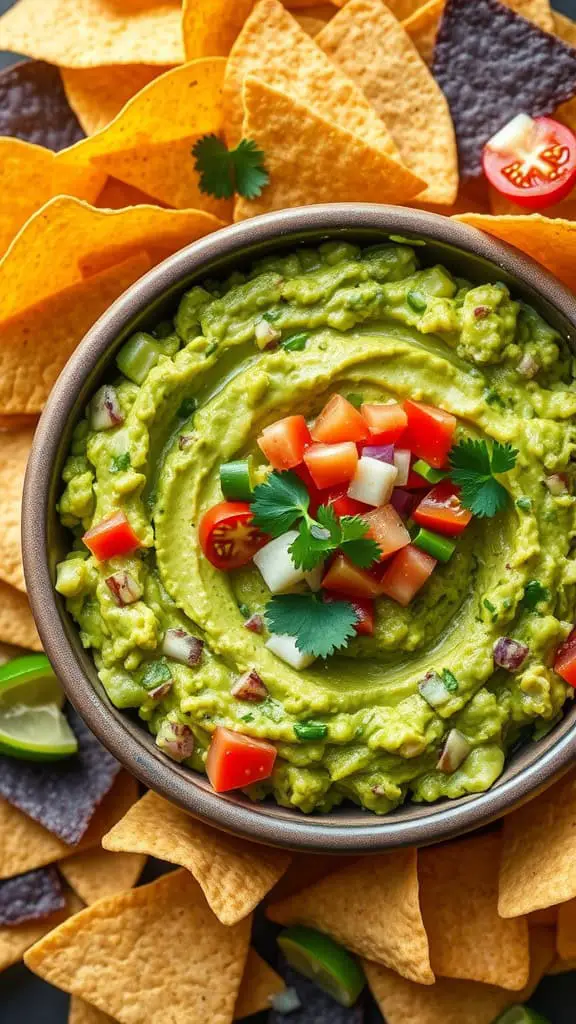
[265,594,358,658]
[110,452,131,473]
[251,471,310,537]
[449,438,518,518]
[192,134,269,200]
[522,579,550,610]
[289,505,340,571]
[339,515,381,568]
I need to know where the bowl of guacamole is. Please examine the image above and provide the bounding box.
[22,204,576,851]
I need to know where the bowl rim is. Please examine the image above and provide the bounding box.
[22,202,576,852]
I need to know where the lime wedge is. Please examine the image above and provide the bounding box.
[278,926,365,1007]
[494,1007,551,1024]
[0,654,78,761]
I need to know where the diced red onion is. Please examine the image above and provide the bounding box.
[105,571,142,607]
[179,433,196,450]
[418,672,452,708]
[155,721,194,762]
[474,305,491,320]
[255,318,281,350]
[517,352,539,379]
[148,681,173,701]
[436,729,471,773]
[390,487,418,519]
[231,669,268,702]
[270,988,302,1014]
[244,613,264,634]
[545,474,568,496]
[393,448,410,487]
[90,385,124,431]
[362,444,395,464]
[162,627,204,666]
[493,636,529,671]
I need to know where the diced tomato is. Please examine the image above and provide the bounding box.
[206,726,277,792]
[322,485,370,519]
[257,415,311,471]
[321,553,381,599]
[325,594,375,635]
[482,115,576,213]
[379,544,437,606]
[362,504,411,560]
[554,628,576,687]
[413,481,473,537]
[303,442,358,490]
[361,402,407,444]
[403,400,457,469]
[311,394,370,444]
[406,467,430,489]
[293,463,322,516]
[83,511,142,561]
[198,501,268,570]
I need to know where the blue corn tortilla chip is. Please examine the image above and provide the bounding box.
[268,960,365,1024]
[0,867,65,926]
[0,706,120,845]
[0,60,84,151]
[433,0,576,178]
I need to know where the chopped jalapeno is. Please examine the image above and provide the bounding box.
[282,332,309,352]
[294,720,328,741]
[220,457,255,501]
[412,527,456,563]
[411,458,448,483]
[407,289,427,312]
[116,332,162,385]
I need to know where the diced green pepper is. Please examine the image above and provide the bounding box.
[220,457,255,501]
[294,720,328,741]
[116,332,162,385]
[412,527,456,563]
[411,458,448,483]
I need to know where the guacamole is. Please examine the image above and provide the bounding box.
[55,240,576,815]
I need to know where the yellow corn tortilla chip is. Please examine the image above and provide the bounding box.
[0,425,34,592]
[498,769,576,917]
[0,580,41,651]
[294,9,334,35]
[59,848,146,906]
[0,0,185,68]
[95,177,165,209]
[420,832,530,990]
[0,891,80,974]
[183,0,255,59]
[365,926,556,1024]
[234,948,285,1018]
[61,65,172,136]
[235,76,425,220]
[69,998,113,1024]
[25,869,251,1024]
[268,852,358,903]
[557,898,576,960]
[102,790,290,926]
[0,197,222,323]
[502,0,554,32]
[0,252,151,417]
[0,771,139,881]
[402,0,444,64]
[528,906,559,927]
[455,213,576,293]
[267,847,433,985]
[56,61,230,219]
[224,0,398,155]
[555,10,576,46]
[316,0,457,204]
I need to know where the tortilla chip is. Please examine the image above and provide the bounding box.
[25,869,251,1024]
[528,906,559,927]
[268,853,358,903]
[235,76,425,220]
[294,9,334,35]
[56,61,230,218]
[0,252,150,416]
[95,177,164,209]
[102,790,290,926]
[0,771,138,882]
[555,10,576,47]
[234,948,285,1018]
[0,580,41,650]
[183,0,255,59]
[365,925,555,1024]
[0,890,78,973]
[69,999,113,1024]
[0,867,64,926]
[0,425,35,592]
[547,955,576,975]
[267,848,433,985]
[0,60,84,151]
[316,0,457,204]
[419,832,530,989]
[61,65,172,136]
[59,848,146,906]
[224,0,398,155]
[402,0,444,64]
[502,0,554,32]
[0,0,185,68]
[455,213,576,293]
[0,196,222,324]
[557,898,576,960]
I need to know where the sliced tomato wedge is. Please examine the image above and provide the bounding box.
[321,485,370,519]
[362,504,411,560]
[83,511,142,561]
[361,402,407,444]
[198,501,268,570]
[311,394,370,444]
[303,442,358,490]
[413,481,472,537]
[257,415,311,471]
[379,544,437,606]
[321,553,381,599]
[206,726,277,792]
[554,628,576,687]
[403,399,456,470]
[482,114,576,213]
[325,594,375,635]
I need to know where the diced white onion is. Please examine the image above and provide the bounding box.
[255,318,281,350]
[545,474,568,496]
[265,633,316,670]
[304,562,324,592]
[393,449,411,487]
[231,669,268,701]
[348,456,397,507]
[162,628,204,666]
[253,531,307,593]
[436,729,471,773]
[89,385,124,431]
[105,571,142,607]
[155,721,194,762]
[517,352,539,378]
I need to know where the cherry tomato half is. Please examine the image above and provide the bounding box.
[482,114,576,212]
[198,501,268,570]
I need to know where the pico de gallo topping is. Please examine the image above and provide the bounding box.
[482,114,576,212]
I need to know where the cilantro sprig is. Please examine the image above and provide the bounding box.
[449,439,518,518]
[251,471,380,571]
[265,593,359,658]
[192,134,269,200]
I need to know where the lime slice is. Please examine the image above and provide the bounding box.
[0,654,78,761]
[494,1007,551,1024]
[278,926,365,1007]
